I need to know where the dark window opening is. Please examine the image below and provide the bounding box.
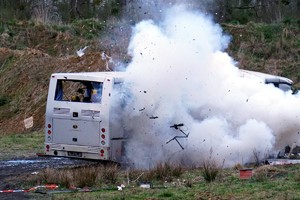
[54,80,103,103]
[265,80,292,92]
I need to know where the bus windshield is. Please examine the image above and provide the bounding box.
[54,79,103,103]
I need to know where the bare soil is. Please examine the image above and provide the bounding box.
[0,155,98,199]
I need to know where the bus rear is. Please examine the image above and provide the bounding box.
[44,72,125,162]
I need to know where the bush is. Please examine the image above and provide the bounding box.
[144,162,184,182]
[73,165,100,187]
[99,163,119,184]
[255,23,282,42]
[71,18,106,39]
[253,165,286,182]
[40,167,73,188]
[0,95,9,107]
[39,163,120,188]
[202,159,219,182]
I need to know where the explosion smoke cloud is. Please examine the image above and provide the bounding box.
[118,5,300,168]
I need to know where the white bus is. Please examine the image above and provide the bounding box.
[239,69,293,92]
[44,72,126,162]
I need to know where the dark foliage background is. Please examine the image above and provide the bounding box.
[1,0,300,24]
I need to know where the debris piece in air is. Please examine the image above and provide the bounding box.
[101,51,113,71]
[117,184,125,191]
[139,108,145,111]
[76,46,88,57]
[149,116,158,119]
[101,51,112,61]
[167,123,189,150]
[24,116,34,129]
[170,123,184,129]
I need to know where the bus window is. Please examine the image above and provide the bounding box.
[54,80,103,103]
[278,83,292,92]
[265,79,292,92]
[55,80,63,101]
[90,82,103,103]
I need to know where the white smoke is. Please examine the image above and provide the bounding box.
[119,5,300,168]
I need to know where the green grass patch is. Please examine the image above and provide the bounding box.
[0,131,44,159]
[0,55,17,73]
[70,18,106,39]
[51,23,70,33]
[254,23,283,42]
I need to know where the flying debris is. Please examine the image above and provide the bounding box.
[101,51,113,71]
[76,46,88,57]
[117,184,125,191]
[170,123,184,129]
[24,116,33,129]
[149,116,158,119]
[101,51,112,61]
[166,123,189,150]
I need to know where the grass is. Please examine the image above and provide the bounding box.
[202,159,220,182]
[223,22,300,77]
[47,164,300,199]
[143,162,184,182]
[10,159,298,199]
[28,163,120,190]
[70,18,106,39]
[0,131,44,159]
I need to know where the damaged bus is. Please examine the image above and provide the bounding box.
[44,70,293,162]
[44,72,126,161]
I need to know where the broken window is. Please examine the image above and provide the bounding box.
[54,80,103,103]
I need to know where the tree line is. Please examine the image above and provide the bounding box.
[213,0,300,23]
[0,0,299,24]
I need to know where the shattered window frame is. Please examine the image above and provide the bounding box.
[54,79,103,103]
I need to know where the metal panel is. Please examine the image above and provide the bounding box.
[52,118,100,146]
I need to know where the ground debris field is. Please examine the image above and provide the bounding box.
[0,156,98,199]
[0,156,95,187]
[1,155,300,199]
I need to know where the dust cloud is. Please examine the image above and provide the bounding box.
[117,4,300,168]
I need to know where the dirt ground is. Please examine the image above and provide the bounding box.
[0,155,98,199]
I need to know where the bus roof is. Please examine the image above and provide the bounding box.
[239,69,293,85]
[51,71,126,81]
